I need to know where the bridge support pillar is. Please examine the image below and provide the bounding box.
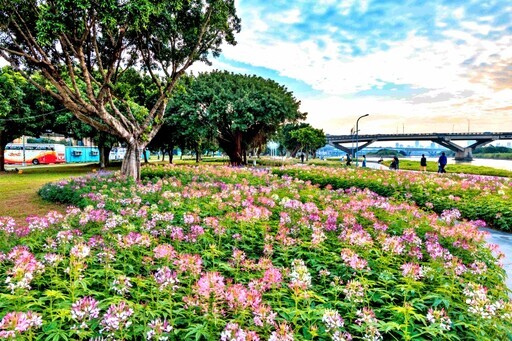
[454,148,473,161]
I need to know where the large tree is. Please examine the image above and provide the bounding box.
[0,67,57,171]
[0,0,240,179]
[279,122,312,157]
[169,71,305,165]
[290,125,326,160]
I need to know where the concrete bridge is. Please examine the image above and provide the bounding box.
[327,132,512,161]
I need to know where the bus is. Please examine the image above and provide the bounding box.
[4,143,66,165]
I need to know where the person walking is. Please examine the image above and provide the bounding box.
[438,152,447,173]
[362,155,367,168]
[346,154,352,166]
[420,154,427,172]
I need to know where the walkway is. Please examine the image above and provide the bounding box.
[482,228,512,295]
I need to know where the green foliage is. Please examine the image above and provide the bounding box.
[0,0,241,178]
[0,67,66,169]
[289,126,326,156]
[166,71,306,164]
[474,145,512,154]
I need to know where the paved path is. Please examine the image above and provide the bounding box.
[481,228,512,295]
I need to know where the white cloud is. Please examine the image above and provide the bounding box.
[268,9,302,24]
[208,1,512,133]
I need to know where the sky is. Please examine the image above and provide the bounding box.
[193,0,512,136]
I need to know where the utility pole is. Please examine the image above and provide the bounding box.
[355,114,369,167]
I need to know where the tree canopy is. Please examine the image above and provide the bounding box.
[290,125,326,159]
[166,71,306,165]
[0,0,240,179]
[0,66,60,171]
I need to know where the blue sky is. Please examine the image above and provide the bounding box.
[194,0,512,135]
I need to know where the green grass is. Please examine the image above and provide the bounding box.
[473,153,512,160]
[385,159,512,177]
[0,163,118,221]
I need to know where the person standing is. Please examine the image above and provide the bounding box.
[393,156,399,170]
[362,155,367,168]
[346,154,352,166]
[420,154,427,172]
[438,152,447,173]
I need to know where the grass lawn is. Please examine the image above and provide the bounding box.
[0,163,116,221]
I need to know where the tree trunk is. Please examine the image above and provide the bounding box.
[168,149,174,164]
[103,146,111,168]
[0,131,6,172]
[99,144,112,169]
[121,142,142,181]
[0,146,5,172]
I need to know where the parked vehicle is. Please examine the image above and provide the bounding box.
[4,143,66,165]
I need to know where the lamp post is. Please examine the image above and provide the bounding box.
[355,114,369,167]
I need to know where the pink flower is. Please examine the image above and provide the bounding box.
[153,244,177,260]
[71,296,100,328]
[196,272,226,298]
[322,309,344,332]
[154,266,179,291]
[70,242,91,259]
[261,267,283,290]
[340,249,369,271]
[0,311,42,337]
[100,301,133,334]
[174,253,202,276]
[401,263,424,280]
[111,275,133,296]
[426,308,451,331]
[252,304,276,327]
[147,318,173,340]
[268,323,294,341]
[221,322,260,341]
[343,280,365,303]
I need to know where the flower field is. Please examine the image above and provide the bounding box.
[1,165,511,340]
[273,166,512,232]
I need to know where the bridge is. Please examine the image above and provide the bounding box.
[327,132,512,161]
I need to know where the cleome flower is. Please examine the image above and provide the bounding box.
[426,307,451,331]
[146,318,173,341]
[100,301,133,335]
[71,296,100,329]
[0,311,42,338]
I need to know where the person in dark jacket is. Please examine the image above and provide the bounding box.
[438,152,447,173]
[345,154,352,166]
[390,156,399,170]
[420,154,427,172]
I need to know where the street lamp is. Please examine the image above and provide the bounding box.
[355,114,369,167]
